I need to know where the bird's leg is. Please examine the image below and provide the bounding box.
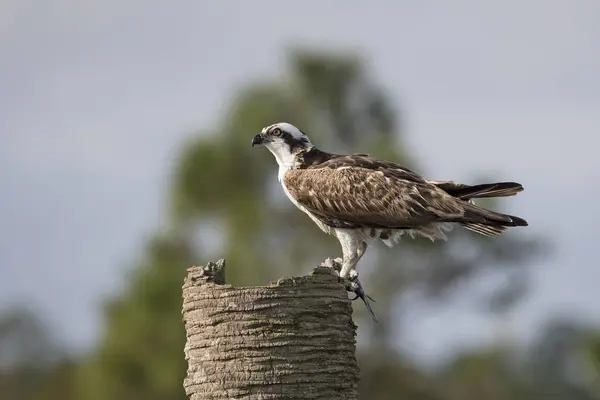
[338,239,359,280]
[347,240,368,281]
[350,252,378,321]
[319,238,366,277]
[346,240,368,295]
[339,238,367,281]
[318,251,377,322]
[336,235,378,322]
[356,240,368,258]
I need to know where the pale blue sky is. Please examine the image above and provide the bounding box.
[1,0,598,366]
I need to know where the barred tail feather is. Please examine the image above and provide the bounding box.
[436,181,524,200]
[458,201,528,237]
[461,223,506,237]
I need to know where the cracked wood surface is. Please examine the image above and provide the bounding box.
[182,259,359,399]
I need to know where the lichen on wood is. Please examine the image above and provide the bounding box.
[182,259,360,399]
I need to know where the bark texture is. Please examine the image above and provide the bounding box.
[182,259,360,400]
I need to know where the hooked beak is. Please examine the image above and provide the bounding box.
[251,133,265,147]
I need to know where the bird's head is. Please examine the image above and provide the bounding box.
[251,122,314,166]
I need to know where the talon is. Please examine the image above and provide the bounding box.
[348,269,359,282]
[320,257,342,273]
[344,277,378,323]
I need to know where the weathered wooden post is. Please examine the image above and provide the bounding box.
[182,259,360,399]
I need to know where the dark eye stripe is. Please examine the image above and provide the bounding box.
[281,131,293,141]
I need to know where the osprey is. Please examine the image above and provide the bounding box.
[252,122,528,321]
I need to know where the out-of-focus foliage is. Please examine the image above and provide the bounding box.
[438,346,532,399]
[0,308,77,400]
[524,317,600,399]
[2,47,591,400]
[75,234,195,400]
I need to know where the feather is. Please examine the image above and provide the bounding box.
[460,223,506,237]
[284,153,527,239]
[430,180,524,200]
[283,163,465,229]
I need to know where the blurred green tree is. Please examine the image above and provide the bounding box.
[524,317,600,399]
[76,47,544,400]
[0,307,77,400]
[438,345,532,399]
[76,235,194,400]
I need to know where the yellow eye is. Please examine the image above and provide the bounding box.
[271,128,282,136]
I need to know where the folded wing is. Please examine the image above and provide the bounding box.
[283,165,466,229]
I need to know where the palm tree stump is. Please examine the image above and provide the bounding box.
[182,259,360,399]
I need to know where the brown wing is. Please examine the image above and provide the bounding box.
[306,153,428,184]
[283,165,466,229]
